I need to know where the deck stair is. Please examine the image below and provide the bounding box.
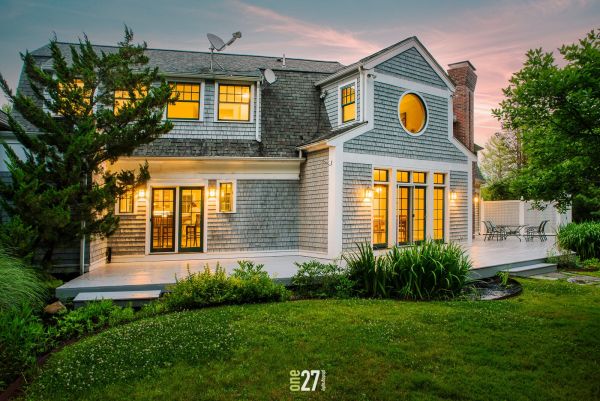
[469,257,557,279]
[73,290,161,308]
[506,263,557,277]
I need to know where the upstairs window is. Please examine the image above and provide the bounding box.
[399,92,427,134]
[118,186,134,214]
[167,83,200,119]
[341,84,356,123]
[218,84,251,121]
[57,79,92,115]
[114,88,147,114]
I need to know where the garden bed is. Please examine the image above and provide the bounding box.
[467,277,523,300]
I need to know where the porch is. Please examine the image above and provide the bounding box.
[56,237,559,299]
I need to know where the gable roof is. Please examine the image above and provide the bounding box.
[314,36,454,90]
[31,43,344,76]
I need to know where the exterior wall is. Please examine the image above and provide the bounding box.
[299,149,329,253]
[343,82,467,163]
[342,162,372,252]
[207,180,299,252]
[374,47,446,89]
[89,235,108,269]
[108,201,146,256]
[323,74,361,130]
[449,170,469,242]
[165,80,257,140]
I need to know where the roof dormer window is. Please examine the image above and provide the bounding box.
[340,83,356,123]
[217,84,251,122]
[167,83,201,120]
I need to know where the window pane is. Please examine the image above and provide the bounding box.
[413,187,426,242]
[399,93,427,134]
[373,184,388,248]
[151,188,175,252]
[180,188,203,250]
[167,83,200,119]
[397,171,410,183]
[413,172,426,184]
[168,101,199,119]
[342,103,356,122]
[218,103,250,121]
[433,187,445,240]
[434,173,445,185]
[219,182,233,212]
[118,186,134,213]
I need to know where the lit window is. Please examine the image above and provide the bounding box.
[373,169,388,182]
[118,186,134,213]
[167,83,200,119]
[341,84,356,123]
[397,170,410,183]
[433,173,445,185]
[373,183,388,248]
[114,88,147,114]
[399,93,427,134]
[57,79,92,115]
[413,172,427,184]
[219,182,234,212]
[218,84,250,121]
[433,188,445,241]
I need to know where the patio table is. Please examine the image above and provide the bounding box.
[497,225,527,241]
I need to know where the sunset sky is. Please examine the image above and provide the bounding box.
[0,0,597,145]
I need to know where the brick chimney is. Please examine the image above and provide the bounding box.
[447,61,477,152]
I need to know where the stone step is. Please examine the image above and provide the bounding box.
[507,263,557,277]
[73,290,161,308]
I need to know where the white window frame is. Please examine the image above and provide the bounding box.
[217,179,237,213]
[397,91,429,137]
[337,78,358,126]
[214,81,254,124]
[164,79,205,121]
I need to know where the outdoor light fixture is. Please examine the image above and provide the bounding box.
[209,188,216,198]
[138,189,145,199]
[450,191,457,201]
[473,195,479,203]
[365,188,374,200]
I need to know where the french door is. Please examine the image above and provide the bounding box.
[397,185,426,245]
[150,187,204,253]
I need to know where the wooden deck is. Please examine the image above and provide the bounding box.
[56,236,559,299]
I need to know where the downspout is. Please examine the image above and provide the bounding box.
[255,80,261,142]
[80,174,87,275]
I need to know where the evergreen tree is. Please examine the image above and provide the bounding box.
[0,27,173,266]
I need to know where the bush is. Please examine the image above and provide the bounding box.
[292,260,354,298]
[0,304,47,390]
[162,262,289,311]
[344,240,472,300]
[557,222,600,260]
[581,257,600,270]
[51,300,134,341]
[0,249,48,312]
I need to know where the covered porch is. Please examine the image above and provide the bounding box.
[56,237,559,299]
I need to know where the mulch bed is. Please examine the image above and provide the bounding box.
[466,277,523,300]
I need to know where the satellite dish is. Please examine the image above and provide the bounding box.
[263,69,277,84]
[207,33,226,51]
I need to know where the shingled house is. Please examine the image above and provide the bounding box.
[2,36,480,274]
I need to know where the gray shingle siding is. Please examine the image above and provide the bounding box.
[375,47,446,89]
[342,162,372,252]
[207,180,299,252]
[108,202,147,256]
[299,149,328,252]
[344,82,467,163]
[166,81,256,140]
[323,74,360,130]
[450,170,469,242]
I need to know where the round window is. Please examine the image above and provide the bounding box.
[398,93,427,134]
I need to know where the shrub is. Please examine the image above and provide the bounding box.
[163,262,289,311]
[0,249,48,313]
[0,304,47,390]
[557,222,600,260]
[52,300,133,341]
[581,257,600,270]
[344,241,472,300]
[291,260,354,298]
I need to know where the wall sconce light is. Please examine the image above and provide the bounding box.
[137,189,146,199]
[365,188,374,200]
[473,195,479,203]
[450,191,457,201]
[209,188,216,198]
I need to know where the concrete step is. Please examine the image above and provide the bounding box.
[73,290,161,308]
[507,263,557,277]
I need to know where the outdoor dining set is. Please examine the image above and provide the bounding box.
[482,220,549,242]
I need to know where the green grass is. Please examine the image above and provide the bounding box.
[26,279,600,401]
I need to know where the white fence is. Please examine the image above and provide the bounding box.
[480,200,571,235]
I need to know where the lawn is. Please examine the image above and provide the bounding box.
[26,279,600,401]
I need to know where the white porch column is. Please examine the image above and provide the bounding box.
[327,146,343,259]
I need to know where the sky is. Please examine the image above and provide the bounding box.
[0,0,598,145]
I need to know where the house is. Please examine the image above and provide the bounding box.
[2,36,480,274]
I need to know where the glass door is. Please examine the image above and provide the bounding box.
[179,187,203,252]
[151,188,175,252]
[397,186,411,245]
[396,185,427,244]
[413,186,426,243]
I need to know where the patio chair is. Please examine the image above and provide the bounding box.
[483,221,505,241]
[525,220,549,242]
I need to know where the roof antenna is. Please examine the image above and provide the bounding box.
[207,31,242,72]
[261,68,277,85]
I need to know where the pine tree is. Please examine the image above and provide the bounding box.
[0,27,173,266]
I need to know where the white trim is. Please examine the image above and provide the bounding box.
[110,249,330,264]
[397,91,429,137]
[467,165,473,245]
[217,179,237,213]
[376,72,451,98]
[343,152,470,172]
[337,78,358,126]
[255,80,261,141]
[213,81,255,124]
[165,79,204,121]
[327,146,343,259]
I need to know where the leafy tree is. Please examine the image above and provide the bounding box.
[480,130,524,182]
[493,30,600,216]
[0,28,173,266]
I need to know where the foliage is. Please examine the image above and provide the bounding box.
[25,280,600,401]
[0,216,37,262]
[0,303,47,390]
[344,241,471,299]
[557,221,600,260]
[51,299,134,342]
[162,262,289,311]
[581,258,600,270]
[492,30,600,214]
[480,130,525,183]
[291,260,354,298]
[0,27,173,266]
[0,249,48,312]
[497,271,510,287]
[480,177,520,201]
